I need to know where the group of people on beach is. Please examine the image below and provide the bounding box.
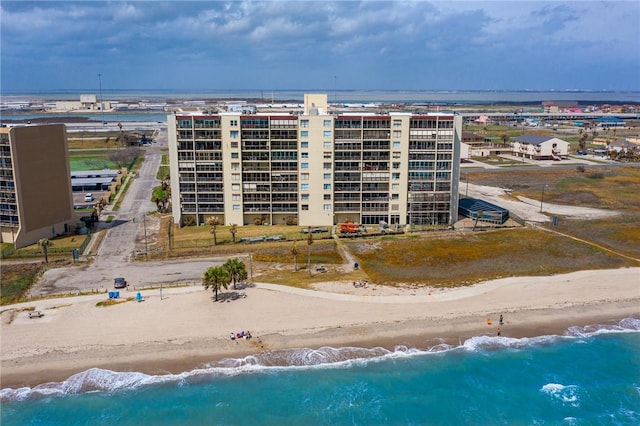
[230,331,252,340]
[487,314,505,336]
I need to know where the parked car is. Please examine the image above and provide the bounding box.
[29,311,44,318]
[84,193,94,202]
[114,277,127,289]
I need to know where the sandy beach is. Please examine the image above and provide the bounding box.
[2,267,639,389]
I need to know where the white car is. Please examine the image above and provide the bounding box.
[84,193,94,202]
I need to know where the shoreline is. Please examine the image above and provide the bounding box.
[2,268,639,390]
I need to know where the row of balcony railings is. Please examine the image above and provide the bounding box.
[177,119,451,131]
[180,204,448,216]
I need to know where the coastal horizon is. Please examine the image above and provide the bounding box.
[2,88,639,104]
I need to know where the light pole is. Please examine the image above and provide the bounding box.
[540,185,547,213]
[98,73,105,125]
[143,213,148,258]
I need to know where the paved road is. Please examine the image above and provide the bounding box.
[31,126,228,297]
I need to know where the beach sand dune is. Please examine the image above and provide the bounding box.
[2,267,638,388]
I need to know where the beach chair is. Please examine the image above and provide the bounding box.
[136,292,144,302]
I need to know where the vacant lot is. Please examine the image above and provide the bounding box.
[466,165,640,258]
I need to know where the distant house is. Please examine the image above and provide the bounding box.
[462,131,485,147]
[608,138,639,153]
[512,134,569,160]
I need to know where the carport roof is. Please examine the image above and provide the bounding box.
[513,134,553,145]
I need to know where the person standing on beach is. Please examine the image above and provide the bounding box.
[499,314,504,325]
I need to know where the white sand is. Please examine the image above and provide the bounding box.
[2,267,639,388]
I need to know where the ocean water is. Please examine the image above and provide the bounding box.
[2,318,639,425]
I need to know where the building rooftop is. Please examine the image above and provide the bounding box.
[513,134,554,145]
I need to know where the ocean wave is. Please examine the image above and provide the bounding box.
[2,318,638,402]
[541,383,581,407]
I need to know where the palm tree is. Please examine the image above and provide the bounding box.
[500,133,509,147]
[578,132,588,153]
[37,238,52,263]
[291,241,299,272]
[306,227,313,276]
[223,257,247,289]
[202,266,230,302]
[229,224,237,244]
[206,216,220,246]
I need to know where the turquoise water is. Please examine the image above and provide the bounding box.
[2,319,639,425]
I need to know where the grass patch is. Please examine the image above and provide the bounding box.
[344,228,636,287]
[1,263,45,305]
[10,235,88,259]
[96,298,133,307]
[157,154,170,179]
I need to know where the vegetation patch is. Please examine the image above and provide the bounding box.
[0,263,46,305]
[344,228,636,287]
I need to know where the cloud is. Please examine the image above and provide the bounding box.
[0,1,638,91]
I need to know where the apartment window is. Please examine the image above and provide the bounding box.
[323,152,332,159]
[301,173,309,180]
[323,204,331,211]
[392,173,400,180]
[393,130,401,138]
[391,204,399,211]
[231,162,240,170]
[393,141,401,149]
[392,183,399,190]
[232,184,240,191]
[323,183,332,190]
[302,204,309,210]
[393,152,401,159]
[230,130,239,138]
[233,204,240,211]
[231,141,239,148]
[301,163,309,169]
[323,120,331,127]
[232,173,240,181]
[391,194,399,200]
[323,141,331,149]
[393,162,401,169]
[324,194,331,200]
[301,194,309,201]
[301,152,309,159]
[231,152,239,159]
[323,162,332,170]
[323,173,331,179]
[232,194,240,201]
[301,141,309,148]
[301,120,309,128]
[393,120,402,127]
[301,130,309,137]
[301,183,309,191]
[230,120,238,126]
[323,130,332,137]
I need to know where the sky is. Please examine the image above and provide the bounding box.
[1,1,639,93]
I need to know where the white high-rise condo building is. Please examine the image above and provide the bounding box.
[168,94,462,228]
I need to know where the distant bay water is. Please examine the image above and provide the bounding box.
[2,89,638,124]
[3,89,639,104]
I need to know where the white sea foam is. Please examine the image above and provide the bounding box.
[2,318,638,402]
[541,383,581,407]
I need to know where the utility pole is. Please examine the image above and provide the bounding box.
[143,213,148,258]
[98,73,105,125]
[540,185,546,213]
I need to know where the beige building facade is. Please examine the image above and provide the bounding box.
[168,94,462,229]
[0,124,75,248]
